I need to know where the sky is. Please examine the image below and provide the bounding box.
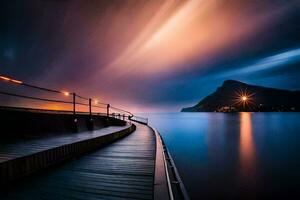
[0,0,300,112]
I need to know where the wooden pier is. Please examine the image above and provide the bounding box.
[0,111,189,200]
[0,75,189,199]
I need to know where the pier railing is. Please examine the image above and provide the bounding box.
[130,115,148,125]
[0,74,147,124]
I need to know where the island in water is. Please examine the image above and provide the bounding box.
[182,80,300,112]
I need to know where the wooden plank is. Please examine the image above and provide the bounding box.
[0,124,135,183]
[1,123,157,200]
[0,125,131,163]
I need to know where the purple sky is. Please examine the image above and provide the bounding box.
[1,0,300,112]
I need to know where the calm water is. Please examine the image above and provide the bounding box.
[143,112,300,199]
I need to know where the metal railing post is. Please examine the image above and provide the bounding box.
[72,92,78,132]
[88,98,94,131]
[107,104,110,116]
[73,93,76,116]
[89,98,92,116]
[0,74,151,127]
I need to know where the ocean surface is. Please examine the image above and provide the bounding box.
[143,112,300,200]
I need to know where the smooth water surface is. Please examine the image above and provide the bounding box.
[144,112,300,199]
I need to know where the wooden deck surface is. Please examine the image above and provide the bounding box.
[1,123,156,200]
[0,125,130,163]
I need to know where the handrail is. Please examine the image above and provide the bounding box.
[0,91,73,104]
[151,127,190,200]
[164,144,190,200]
[162,138,175,200]
[0,105,88,115]
[130,115,148,125]
[22,82,63,94]
[110,106,133,116]
[74,94,89,101]
[0,74,147,122]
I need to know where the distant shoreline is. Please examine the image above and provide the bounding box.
[181,80,300,113]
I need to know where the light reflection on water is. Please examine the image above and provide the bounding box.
[239,112,256,183]
[144,112,300,199]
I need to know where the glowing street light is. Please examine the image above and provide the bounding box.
[233,88,255,110]
[0,76,11,81]
[11,79,23,84]
[62,91,70,96]
[242,96,248,101]
[0,75,23,84]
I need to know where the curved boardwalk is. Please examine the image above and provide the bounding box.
[2,123,156,200]
[0,125,131,163]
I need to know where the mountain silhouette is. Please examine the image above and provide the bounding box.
[181,80,300,112]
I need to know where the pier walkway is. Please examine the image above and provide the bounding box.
[0,125,131,164]
[2,123,156,200]
[0,75,189,200]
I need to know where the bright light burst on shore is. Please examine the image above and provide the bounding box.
[234,89,255,109]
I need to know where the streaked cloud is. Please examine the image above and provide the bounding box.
[96,0,296,79]
[219,48,300,78]
[0,0,299,112]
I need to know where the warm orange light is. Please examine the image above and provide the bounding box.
[11,79,23,84]
[239,112,256,180]
[94,99,99,104]
[0,76,11,81]
[233,89,255,109]
[0,76,23,84]
[62,91,70,96]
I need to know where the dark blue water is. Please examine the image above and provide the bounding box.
[144,112,300,200]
